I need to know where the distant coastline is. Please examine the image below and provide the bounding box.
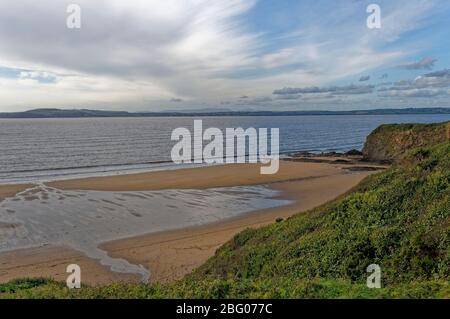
[1,107,450,118]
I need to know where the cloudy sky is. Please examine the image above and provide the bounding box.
[1,0,450,112]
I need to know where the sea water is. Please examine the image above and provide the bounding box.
[1,114,449,183]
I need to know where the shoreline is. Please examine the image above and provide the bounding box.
[0,160,384,285]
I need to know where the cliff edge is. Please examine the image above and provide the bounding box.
[362,121,450,163]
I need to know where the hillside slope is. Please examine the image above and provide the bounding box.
[1,133,449,298]
[186,143,449,293]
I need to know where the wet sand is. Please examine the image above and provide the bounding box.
[0,160,382,285]
[0,246,140,285]
[0,184,32,202]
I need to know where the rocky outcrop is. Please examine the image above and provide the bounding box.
[362,121,450,163]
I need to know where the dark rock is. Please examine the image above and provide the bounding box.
[345,149,363,156]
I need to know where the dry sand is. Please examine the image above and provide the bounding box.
[0,160,382,285]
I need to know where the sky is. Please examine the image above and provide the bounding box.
[1,0,450,112]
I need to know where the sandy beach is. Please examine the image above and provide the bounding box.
[0,160,383,285]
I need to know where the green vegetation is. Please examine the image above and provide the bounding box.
[1,127,449,298]
[0,277,448,299]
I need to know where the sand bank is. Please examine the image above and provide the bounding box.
[0,184,32,202]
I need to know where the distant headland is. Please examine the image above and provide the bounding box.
[1,107,450,118]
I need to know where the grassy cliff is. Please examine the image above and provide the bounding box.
[1,126,449,299]
[363,121,449,163]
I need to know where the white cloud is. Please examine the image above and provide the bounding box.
[0,0,447,111]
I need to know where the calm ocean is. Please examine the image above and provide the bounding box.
[1,114,449,183]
